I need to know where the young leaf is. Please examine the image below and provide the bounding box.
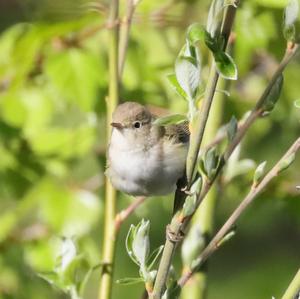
[153,114,188,126]
[294,99,300,108]
[131,219,150,268]
[207,0,225,38]
[214,51,238,80]
[182,194,197,218]
[187,23,206,44]
[253,161,267,187]
[126,225,140,266]
[283,0,299,41]
[181,226,205,268]
[262,74,284,112]
[190,176,203,195]
[216,229,236,248]
[116,277,144,285]
[167,74,188,100]
[175,43,201,100]
[175,54,201,100]
[200,147,220,180]
[227,116,238,141]
[277,153,296,174]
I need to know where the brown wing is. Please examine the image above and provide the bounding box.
[164,121,190,144]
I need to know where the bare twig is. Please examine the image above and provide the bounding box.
[118,0,139,78]
[115,196,147,231]
[178,138,300,287]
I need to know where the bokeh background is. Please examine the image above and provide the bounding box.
[0,0,299,298]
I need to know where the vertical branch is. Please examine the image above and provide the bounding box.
[150,4,240,299]
[98,0,119,298]
[186,3,239,185]
[181,78,225,299]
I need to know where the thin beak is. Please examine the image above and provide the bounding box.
[111,122,124,129]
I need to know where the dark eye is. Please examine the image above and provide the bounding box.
[133,121,141,128]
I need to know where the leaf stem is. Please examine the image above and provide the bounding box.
[178,138,300,287]
[98,0,119,298]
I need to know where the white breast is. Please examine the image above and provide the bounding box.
[107,128,188,196]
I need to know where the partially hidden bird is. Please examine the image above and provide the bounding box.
[107,101,189,196]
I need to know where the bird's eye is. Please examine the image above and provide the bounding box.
[133,121,141,128]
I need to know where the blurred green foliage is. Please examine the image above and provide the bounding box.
[0,0,299,299]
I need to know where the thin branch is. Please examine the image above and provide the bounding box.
[118,0,139,78]
[151,38,299,299]
[115,196,147,231]
[150,3,240,299]
[178,138,300,287]
[186,2,239,185]
[98,0,120,298]
[281,268,300,299]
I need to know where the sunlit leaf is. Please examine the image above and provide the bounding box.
[166,74,188,100]
[294,99,300,108]
[187,23,205,44]
[283,0,299,41]
[175,44,201,100]
[215,51,238,80]
[45,49,103,111]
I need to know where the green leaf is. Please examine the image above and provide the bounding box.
[227,116,238,141]
[200,147,220,180]
[116,277,144,285]
[278,153,296,174]
[167,74,188,100]
[190,176,203,195]
[125,225,140,266]
[182,194,197,218]
[153,114,188,126]
[216,229,236,248]
[294,99,300,108]
[283,0,299,41]
[132,219,150,268]
[262,74,284,112]
[175,44,201,99]
[207,0,225,38]
[253,161,267,187]
[45,49,102,111]
[214,51,238,80]
[36,179,101,236]
[187,23,206,44]
[181,226,205,268]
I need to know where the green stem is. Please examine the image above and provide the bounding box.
[186,2,238,185]
[281,269,300,299]
[98,0,119,299]
[150,3,240,299]
[181,77,225,299]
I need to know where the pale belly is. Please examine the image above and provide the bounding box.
[108,138,188,196]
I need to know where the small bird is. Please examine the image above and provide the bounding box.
[107,101,189,196]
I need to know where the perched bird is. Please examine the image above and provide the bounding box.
[107,101,189,196]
